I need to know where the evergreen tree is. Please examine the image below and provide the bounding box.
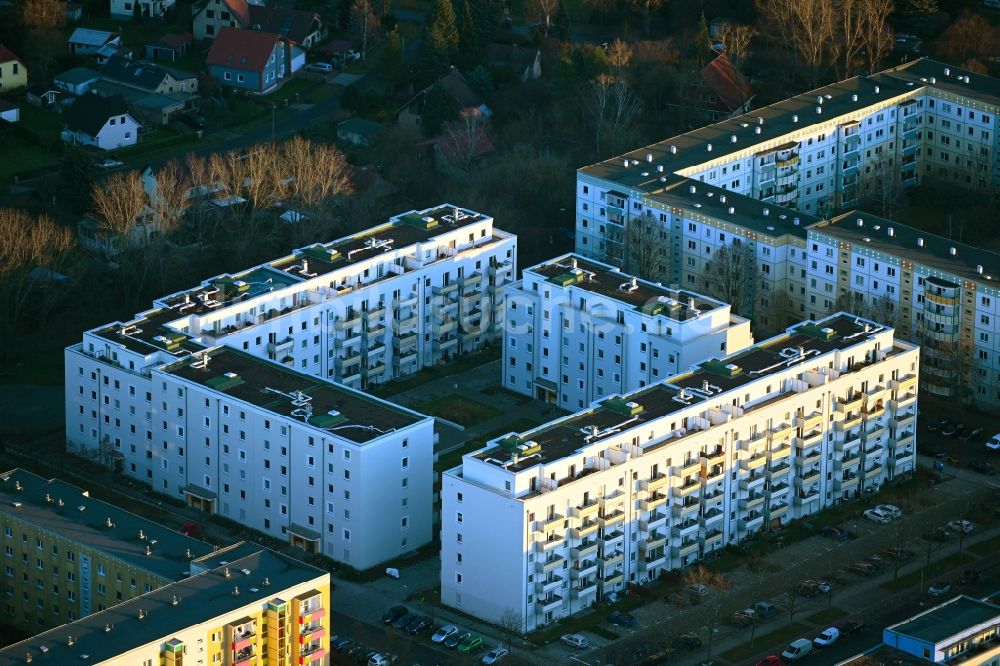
[470,0,503,47]
[419,82,459,137]
[695,12,712,66]
[418,0,460,82]
[554,0,569,40]
[57,147,95,215]
[379,28,409,87]
[468,64,494,97]
[457,0,480,69]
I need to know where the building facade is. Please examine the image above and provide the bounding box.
[0,546,331,666]
[881,595,1000,664]
[0,469,215,632]
[65,205,512,568]
[575,58,1000,410]
[442,313,918,631]
[503,253,753,409]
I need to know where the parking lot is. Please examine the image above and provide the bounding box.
[918,396,1000,475]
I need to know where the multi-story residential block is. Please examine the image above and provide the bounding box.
[0,544,331,666]
[575,58,1000,410]
[503,253,753,409]
[442,313,918,630]
[66,344,435,570]
[0,469,215,632]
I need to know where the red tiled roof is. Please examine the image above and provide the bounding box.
[206,27,280,71]
[223,0,250,27]
[0,44,24,66]
[430,119,495,167]
[700,53,751,113]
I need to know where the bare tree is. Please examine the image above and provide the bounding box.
[151,161,192,234]
[443,111,490,176]
[858,0,893,72]
[607,39,632,72]
[758,287,793,337]
[350,0,379,60]
[91,171,151,254]
[587,74,613,155]
[704,242,755,318]
[624,213,669,283]
[21,0,64,30]
[858,148,902,218]
[777,577,803,625]
[631,0,667,37]
[496,607,523,648]
[0,210,74,360]
[534,0,557,35]
[683,566,732,660]
[716,23,756,69]
[756,0,837,85]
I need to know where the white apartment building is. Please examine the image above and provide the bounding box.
[575,58,1000,410]
[64,205,515,568]
[808,212,1000,404]
[442,313,919,631]
[503,253,753,409]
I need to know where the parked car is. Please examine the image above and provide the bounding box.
[960,426,985,440]
[457,635,484,654]
[849,561,876,575]
[928,417,953,432]
[781,638,813,661]
[930,526,952,542]
[305,61,334,72]
[445,631,471,649]
[431,624,458,643]
[948,520,975,534]
[481,647,508,664]
[392,612,417,630]
[356,651,379,665]
[675,633,702,650]
[368,654,398,666]
[820,526,849,541]
[405,615,432,635]
[797,580,824,597]
[813,627,840,647]
[929,581,952,596]
[96,158,124,170]
[876,504,902,519]
[730,609,756,626]
[942,422,963,437]
[380,605,408,624]
[971,461,998,476]
[864,508,890,524]
[608,611,637,627]
[179,112,206,129]
[345,49,361,61]
[756,657,782,666]
[561,634,589,649]
[839,621,866,637]
[331,636,353,652]
[987,433,1000,451]
[752,600,776,618]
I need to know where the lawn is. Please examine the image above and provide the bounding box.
[970,533,1000,557]
[414,395,502,427]
[719,623,810,663]
[2,136,60,183]
[0,352,64,386]
[805,607,847,624]
[529,608,619,645]
[434,417,545,472]
[879,552,975,593]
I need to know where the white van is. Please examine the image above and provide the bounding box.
[782,638,813,661]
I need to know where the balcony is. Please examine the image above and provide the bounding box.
[864,466,883,480]
[537,556,565,574]
[364,362,386,377]
[891,433,915,450]
[702,466,725,483]
[837,395,863,412]
[336,353,361,370]
[639,554,667,572]
[799,469,821,485]
[433,282,458,296]
[838,413,863,431]
[267,337,293,355]
[891,374,917,394]
[335,314,361,330]
[641,473,669,492]
[891,414,915,430]
[600,551,624,568]
[641,511,668,531]
[769,444,792,461]
[678,459,702,477]
[432,320,457,335]
[362,305,385,321]
[397,291,418,308]
[796,411,823,431]
[536,513,565,532]
[890,452,915,469]
[600,530,625,549]
[394,331,418,350]
[299,623,325,639]
[796,430,823,449]
[640,532,668,551]
[672,541,699,558]
[770,422,794,441]
[536,575,563,595]
[572,521,599,539]
[364,323,386,339]
[767,462,791,480]
[837,474,859,490]
[539,595,563,613]
[572,541,598,559]
[701,507,724,526]
[742,454,768,471]
[598,509,625,528]
[460,272,483,289]
[432,337,458,352]
[572,498,601,519]
[739,474,766,490]
[702,449,725,466]
[836,453,861,469]
[570,561,597,579]
[675,479,701,497]
[795,489,820,505]
[740,495,765,511]
[768,503,789,520]
[601,573,624,588]
[888,393,917,411]
[864,403,885,421]
[671,520,699,538]
[571,580,597,598]
[639,492,667,512]
[673,500,699,518]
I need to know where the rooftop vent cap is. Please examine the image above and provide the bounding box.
[978,265,984,274]
[656,164,664,173]
[730,134,737,143]
[646,153,653,162]
[623,159,629,167]
[856,218,864,227]
[263,577,270,587]
[766,225,775,231]
[930,77,936,84]
[917,237,924,247]
[762,208,770,216]
[137,609,145,620]
[706,143,713,152]
[874,85,880,93]
[689,185,696,194]
[67,636,74,646]
[240,568,251,576]
[224,567,231,578]
[945,67,951,76]
[950,246,957,256]
[793,217,800,225]
[104,624,112,633]
[754,126,761,134]
[669,144,677,154]
[792,114,799,123]
[851,94,858,102]
[720,194,727,203]
[728,206,735,215]
[887,227,894,237]
[631,159,639,166]
[171,595,179,606]
[145,545,151,556]
[10,501,21,508]
[232,586,239,596]
[757,116,764,125]
[816,106,822,115]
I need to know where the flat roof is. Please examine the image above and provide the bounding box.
[814,211,1000,284]
[0,548,326,666]
[0,470,215,581]
[888,595,1000,645]
[163,347,425,443]
[94,307,205,356]
[475,313,899,470]
[580,59,998,190]
[528,254,724,319]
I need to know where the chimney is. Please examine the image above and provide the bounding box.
[138,529,144,540]
[224,567,231,578]
[171,595,179,606]
[754,126,761,135]
[67,637,74,646]
[856,217,864,227]
[232,586,240,596]
[623,159,629,167]
[145,545,151,556]
[730,134,737,143]
[263,577,271,587]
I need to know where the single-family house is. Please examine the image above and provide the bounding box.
[65,2,84,21]
[337,117,382,146]
[247,6,324,49]
[694,53,754,121]
[206,27,287,93]
[708,17,731,40]
[0,99,19,123]
[110,0,174,18]
[25,85,60,107]
[100,56,199,96]
[61,93,140,150]
[54,67,101,96]
[485,43,541,81]
[397,67,491,134]
[0,45,27,92]
[145,33,191,61]
[95,42,131,65]
[192,0,250,41]
[68,28,120,56]
[424,115,495,179]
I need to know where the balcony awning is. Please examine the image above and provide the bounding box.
[534,377,557,392]
[288,523,321,542]
[183,484,217,501]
